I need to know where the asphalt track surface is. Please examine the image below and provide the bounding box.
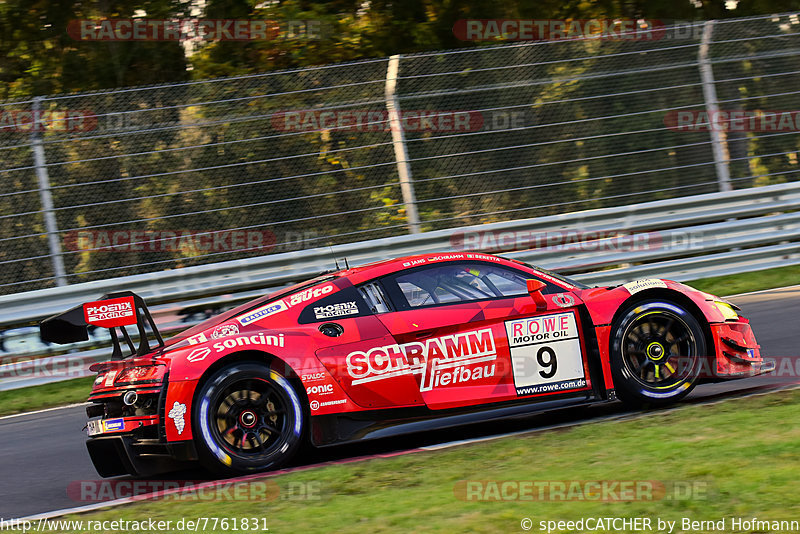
[1,286,797,519]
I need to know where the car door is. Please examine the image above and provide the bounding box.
[367,261,594,410]
[310,279,425,409]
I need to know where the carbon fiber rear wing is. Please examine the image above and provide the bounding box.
[40,291,163,359]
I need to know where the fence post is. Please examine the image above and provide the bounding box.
[385,55,421,234]
[698,20,732,193]
[32,96,68,287]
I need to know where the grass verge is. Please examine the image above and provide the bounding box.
[0,376,92,417]
[683,263,800,297]
[51,388,800,533]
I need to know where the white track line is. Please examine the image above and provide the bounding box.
[13,383,800,523]
[0,403,87,422]
[724,283,800,298]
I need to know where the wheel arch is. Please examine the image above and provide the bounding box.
[609,288,715,355]
[191,350,308,411]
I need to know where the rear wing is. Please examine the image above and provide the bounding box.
[40,291,164,359]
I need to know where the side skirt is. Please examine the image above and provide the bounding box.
[310,391,600,447]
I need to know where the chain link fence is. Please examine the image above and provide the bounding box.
[1,13,799,295]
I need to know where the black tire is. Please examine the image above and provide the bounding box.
[193,362,305,476]
[610,300,706,408]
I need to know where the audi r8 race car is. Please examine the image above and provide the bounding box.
[40,253,772,478]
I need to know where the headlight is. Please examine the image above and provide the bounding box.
[713,301,739,321]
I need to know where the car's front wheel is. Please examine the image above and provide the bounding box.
[610,300,706,407]
[193,362,304,476]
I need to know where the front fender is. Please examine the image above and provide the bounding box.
[578,279,730,327]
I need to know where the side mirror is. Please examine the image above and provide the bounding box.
[526,279,547,311]
[526,279,546,296]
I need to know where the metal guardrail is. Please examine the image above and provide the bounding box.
[3,15,800,295]
[1,180,798,390]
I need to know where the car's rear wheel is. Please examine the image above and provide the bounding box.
[193,362,304,476]
[610,300,706,407]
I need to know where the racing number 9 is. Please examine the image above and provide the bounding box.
[537,346,557,378]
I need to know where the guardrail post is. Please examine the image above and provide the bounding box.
[385,55,422,234]
[32,96,68,287]
[698,20,732,193]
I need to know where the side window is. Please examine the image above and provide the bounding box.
[484,270,529,297]
[359,282,393,314]
[384,262,558,309]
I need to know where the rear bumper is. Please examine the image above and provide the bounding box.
[87,431,196,478]
[85,372,197,477]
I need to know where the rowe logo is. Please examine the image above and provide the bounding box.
[83,297,136,328]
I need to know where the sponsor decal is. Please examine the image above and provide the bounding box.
[237,284,336,325]
[168,402,187,435]
[186,347,212,363]
[532,270,576,289]
[313,301,358,320]
[306,383,334,396]
[187,333,208,345]
[402,258,427,267]
[551,294,576,308]
[622,279,667,294]
[104,370,118,388]
[506,312,587,396]
[185,334,286,363]
[211,323,239,339]
[103,419,124,432]
[301,372,327,382]
[401,253,501,268]
[238,301,289,326]
[212,333,284,352]
[347,328,497,391]
[83,297,136,328]
[286,285,335,307]
[310,399,346,411]
[464,253,502,262]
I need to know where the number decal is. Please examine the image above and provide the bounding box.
[537,346,558,378]
[505,312,587,396]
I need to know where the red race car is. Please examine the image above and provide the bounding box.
[41,253,772,477]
